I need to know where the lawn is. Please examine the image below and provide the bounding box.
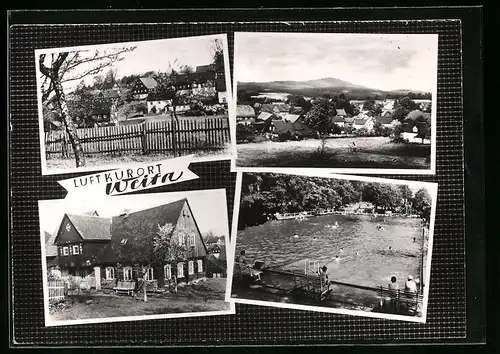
[45,145,232,170]
[236,136,431,169]
[49,278,230,321]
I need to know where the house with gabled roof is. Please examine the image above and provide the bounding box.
[332,115,346,127]
[375,116,397,127]
[131,77,159,100]
[281,113,303,124]
[336,108,348,117]
[48,198,208,292]
[146,91,174,114]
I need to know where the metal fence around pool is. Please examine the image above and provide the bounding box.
[44,116,230,157]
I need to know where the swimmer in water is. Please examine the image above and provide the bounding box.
[413,237,416,243]
[293,234,299,238]
[388,246,392,250]
[340,248,344,253]
[355,251,359,257]
[313,236,318,241]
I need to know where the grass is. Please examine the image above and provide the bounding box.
[50,278,229,321]
[45,145,232,170]
[236,136,431,169]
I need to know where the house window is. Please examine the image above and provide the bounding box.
[123,267,133,281]
[188,261,194,275]
[189,234,195,247]
[62,246,69,256]
[144,268,154,280]
[177,262,184,278]
[197,259,203,273]
[105,267,115,280]
[178,233,185,246]
[164,264,172,279]
[72,245,80,255]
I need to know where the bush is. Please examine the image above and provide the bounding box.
[277,131,295,142]
[330,123,342,135]
[391,122,409,143]
[150,105,157,114]
[354,127,373,137]
[373,122,393,137]
[343,124,354,134]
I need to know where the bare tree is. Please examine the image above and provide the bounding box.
[39,47,135,167]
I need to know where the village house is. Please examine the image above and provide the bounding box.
[260,103,290,115]
[236,104,256,126]
[375,115,397,128]
[131,77,159,100]
[206,244,227,278]
[353,118,373,130]
[336,108,348,117]
[253,111,280,132]
[146,91,174,114]
[332,115,345,127]
[280,113,303,124]
[172,65,228,105]
[46,199,208,292]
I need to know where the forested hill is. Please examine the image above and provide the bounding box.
[237,173,432,230]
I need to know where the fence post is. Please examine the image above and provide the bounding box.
[94,266,101,291]
[142,122,147,155]
[172,119,178,157]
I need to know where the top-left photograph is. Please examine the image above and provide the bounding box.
[35,34,233,175]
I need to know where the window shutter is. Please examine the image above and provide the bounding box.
[177,262,184,278]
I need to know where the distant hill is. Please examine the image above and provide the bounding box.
[238,77,431,100]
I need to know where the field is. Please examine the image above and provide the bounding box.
[236,136,430,169]
[49,278,229,322]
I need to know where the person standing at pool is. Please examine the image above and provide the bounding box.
[405,275,418,293]
[334,255,341,268]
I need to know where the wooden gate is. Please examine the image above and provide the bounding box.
[47,280,66,302]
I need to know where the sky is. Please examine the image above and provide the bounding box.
[38,189,229,239]
[38,34,223,93]
[235,32,438,92]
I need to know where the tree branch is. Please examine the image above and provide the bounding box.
[38,54,50,77]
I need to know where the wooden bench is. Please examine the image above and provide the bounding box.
[377,287,423,313]
[113,281,136,296]
[234,262,262,281]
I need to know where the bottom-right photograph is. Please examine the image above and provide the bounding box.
[228,171,438,323]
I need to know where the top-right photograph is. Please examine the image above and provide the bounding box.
[233,32,438,174]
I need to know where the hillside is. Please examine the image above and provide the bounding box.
[237,77,431,100]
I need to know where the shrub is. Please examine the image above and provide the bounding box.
[354,127,373,137]
[390,122,409,143]
[330,123,342,135]
[343,124,354,134]
[373,122,393,137]
[150,105,157,114]
[277,131,295,142]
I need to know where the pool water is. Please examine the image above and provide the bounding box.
[234,214,426,292]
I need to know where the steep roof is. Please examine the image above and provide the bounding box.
[109,198,187,263]
[344,117,355,124]
[375,116,394,125]
[66,214,112,241]
[236,105,256,117]
[139,77,158,90]
[272,120,295,134]
[146,91,174,101]
[45,232,58,258]
[354,118,367,126]
[256,111,275,121]
[332,116,345,123]
[281,113,302,123]
[337,108,347,116]
[273,103,290,112]
[292,121,314,135]
[196,64,215,73]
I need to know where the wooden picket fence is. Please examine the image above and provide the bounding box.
[47,279,66,302]
[45,116,230,157]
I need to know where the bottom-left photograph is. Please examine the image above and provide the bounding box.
[39,188,234,327]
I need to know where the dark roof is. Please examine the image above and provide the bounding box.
[139,77,158,90]
[196,64,215,73]
[236,105,256,117]
[44,231,52,243]
[272,120,295,134]
[292,121,314,135]
[109,198,187,263]
[100,89,120,99]
[332,116,345,123]
[146,91,174,101]
[375,116,393,125]
[66,214,112,241]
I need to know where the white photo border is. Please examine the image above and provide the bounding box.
[39,188,235,327]
[226,171,438,323]
[230,31,438,175]
[35,33,235,176]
